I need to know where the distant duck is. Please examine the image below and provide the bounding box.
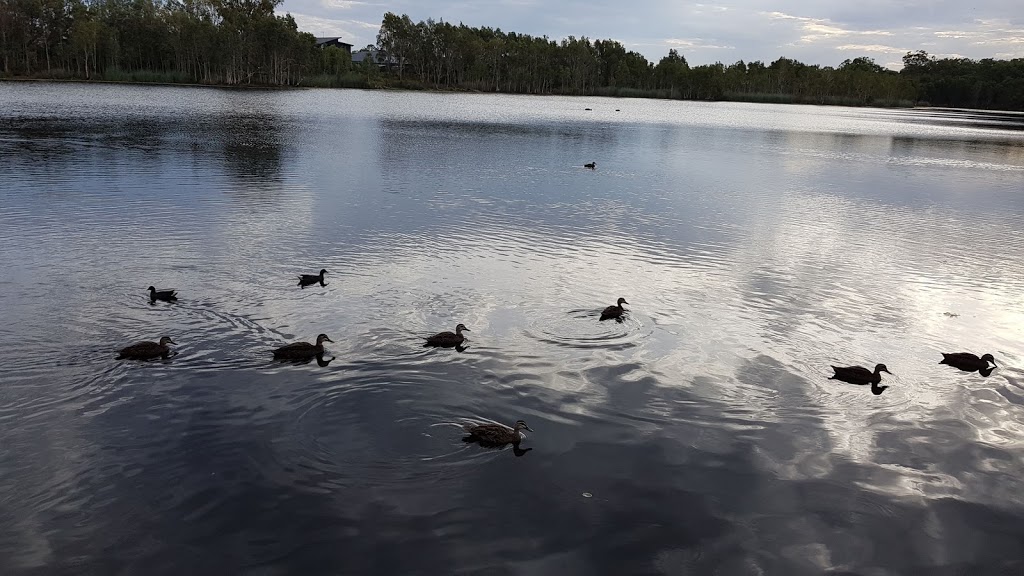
[463,419,533,446]
[425,323,469,347]
[148,286,177,302]
[117,336,175,360]
[273,333,333,360]
[298,269,327,288]
[600,297,628,321]
[584,162,596,169]
[615,108,621,111]
[584,107,592,111]
[830,363,891,394]
[940,352,996,373]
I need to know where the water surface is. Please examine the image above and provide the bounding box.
[2,83,1024,575]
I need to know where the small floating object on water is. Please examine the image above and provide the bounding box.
[298,269,327,288]
[117,336,175,360]
[425,323,469,347]
[273,333,333,360]
[582,492,593,498]
[615,109,620,111]
[148,286,177,302]
[599,297,628,321]
[462,419,533,446]
[584,162,596,169]
[943,312,959,317]
[584,107,592,111]
[940,352,996,374]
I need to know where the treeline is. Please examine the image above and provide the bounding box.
[376,13,918,106]
[3,3,1024,111]
[0,0,321,85]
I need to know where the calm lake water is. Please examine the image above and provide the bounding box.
[2,82,1024,575]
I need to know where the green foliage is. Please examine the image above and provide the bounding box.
[1,0,322,85]
[2,4,1022,109]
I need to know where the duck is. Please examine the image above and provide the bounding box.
[425,323,469,347]
[298,269,327,288]
[273,333,333,360]
[148,286,177,302]
[600,297,628,321]
[117,336,175,360]
[463,420,533,446]
[940,352,996,373]
[584,162,596,169]
[830,363,891,395]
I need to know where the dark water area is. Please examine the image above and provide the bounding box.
[2,82,1024,575]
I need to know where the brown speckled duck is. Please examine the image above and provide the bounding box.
[298,269,327,288]
[600,297,628,321]
[425,324,469,347]
[148,286,177,302]
[463,420,533,446]
[117,336,175,360]
[273,334,333,360]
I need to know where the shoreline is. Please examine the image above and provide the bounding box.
[0,75,920,109]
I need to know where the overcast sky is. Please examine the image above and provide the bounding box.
[281,0,1024,69]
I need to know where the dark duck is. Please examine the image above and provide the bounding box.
[298,269,327,288]
[940,352,996,376]
[462,419,533,447]
[273,334,333,361]
[425,323,469,347]
[829,363,891,395]
[148,286,177,302]
[600,297,628,321]
[117,336,176,360]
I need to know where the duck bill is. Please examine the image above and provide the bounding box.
[325,337,334,343]
[524,425,534,432]
[168,339,177,345]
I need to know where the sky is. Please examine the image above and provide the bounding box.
[281,0,1024,70]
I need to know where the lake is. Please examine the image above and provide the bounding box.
[1,82,1024,575]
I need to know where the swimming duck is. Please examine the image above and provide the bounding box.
[117,336,175,360]
[298,269,327,288]
[830,363,890,385]
[273,333,333,360]
[940,352,996,373]
[584,162,596,169]
[463,420,533,446]
[830,363,891,395]
[148,286,177,302]
[600,297,628,321]
[425,323,469,347]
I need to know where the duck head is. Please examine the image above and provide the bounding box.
[148,286,157,293]
[514,420,533,432]
[874,364,891,375]
[980,353,997,366]
[455,323,470,334]
[617,297,629,307]
[319,269,328,277]
[158,336,176,346]
[315,334,334,345]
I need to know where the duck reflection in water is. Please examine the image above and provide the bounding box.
[940,352,996,376]
[829,363,892,395]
